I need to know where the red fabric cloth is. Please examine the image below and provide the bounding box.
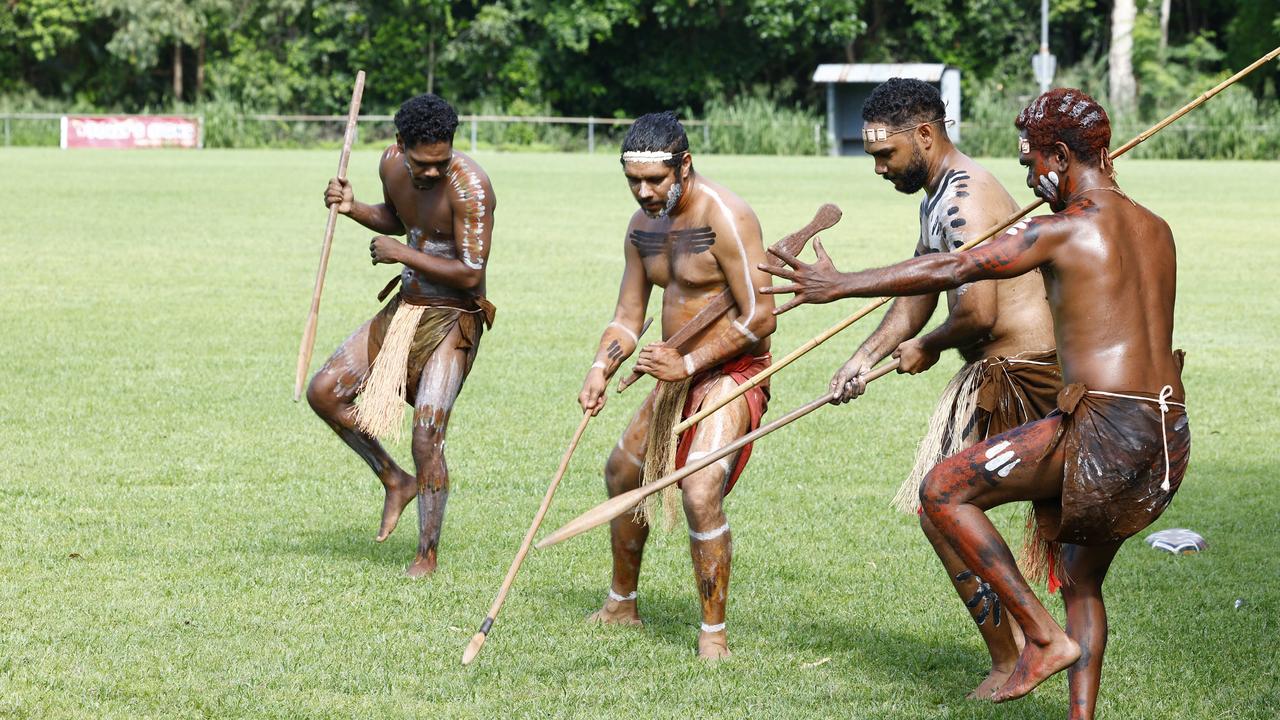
[673,353,771,496]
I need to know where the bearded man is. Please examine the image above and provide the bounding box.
[831,78,1059,698]
[578,111,776,659]
[763,89,1189,718]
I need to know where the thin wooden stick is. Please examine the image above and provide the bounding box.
[535,360,900,550]
[615,203,842,393]
[293,70,367,401]
[673,45,1280,435]
[461,317,652,665]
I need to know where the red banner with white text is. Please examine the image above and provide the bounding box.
[60,115,202,149]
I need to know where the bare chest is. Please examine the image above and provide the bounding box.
[388,183,453,240]
[630,225,722,289]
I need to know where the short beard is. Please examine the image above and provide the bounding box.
[890,145,929,195]
[645,180,683,218]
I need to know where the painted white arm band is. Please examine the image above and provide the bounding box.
[608,321,639,344]
[731,318,759,343]
[683,355,696,377]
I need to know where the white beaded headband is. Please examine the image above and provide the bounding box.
[861,117,953,143]
[620,150,686,163]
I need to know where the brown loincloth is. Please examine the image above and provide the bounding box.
[1033,384,1191,547]
[364,293,494,406]
[896,349,1061,513]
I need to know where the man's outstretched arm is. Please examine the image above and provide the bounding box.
[761,217,1063,314]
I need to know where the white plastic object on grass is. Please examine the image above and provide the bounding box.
[1145,528,1207,554]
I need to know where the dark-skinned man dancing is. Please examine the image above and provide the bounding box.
[831,78,1059,699]
[763,89,1189,719]
[307,94,496,578]
[579,112,776,659]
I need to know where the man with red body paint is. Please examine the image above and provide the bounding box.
[761,89,1189,719]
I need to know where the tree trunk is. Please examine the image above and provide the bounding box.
[1159,0,1171,52]
[196,35,206,100]
[173,42,184,101]
[427,34,436,95]
[1109,0,1137,114]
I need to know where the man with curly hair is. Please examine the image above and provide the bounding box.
[831,77,1059,699]
[308,93,496,577]
[763,88,1189,718]
[578,111,776,659]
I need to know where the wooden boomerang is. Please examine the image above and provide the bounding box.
[537,359,899,550]
[614,203,842,393]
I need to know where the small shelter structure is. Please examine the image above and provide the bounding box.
[812,63,961,156]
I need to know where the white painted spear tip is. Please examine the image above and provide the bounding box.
[461,632,486,665]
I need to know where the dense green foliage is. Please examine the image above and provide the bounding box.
[1,0,1277,155]
[1,149,1278,718]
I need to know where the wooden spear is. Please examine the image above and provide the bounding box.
[462,317,652,665]
[534,360,900,550]
[292,70,367,401]
[672,44,1280,435]
[615,203,843,393]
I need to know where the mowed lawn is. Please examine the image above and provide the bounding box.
[0,147,1277,720]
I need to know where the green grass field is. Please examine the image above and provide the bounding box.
[1,147,1277,719]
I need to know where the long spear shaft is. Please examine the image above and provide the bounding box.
[673,45,1280,436]
[293,70,367,401]
[462,317,652,665]
[535,360,900,550]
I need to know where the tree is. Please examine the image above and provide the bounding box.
[1109,0,1137,114]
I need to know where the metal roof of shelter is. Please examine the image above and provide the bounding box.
[812,63,948,84]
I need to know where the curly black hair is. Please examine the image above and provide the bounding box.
[394,94,459,147]
[620,111,689,168]
[861,78,946,131]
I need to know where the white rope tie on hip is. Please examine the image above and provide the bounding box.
[1087,385,1184,491]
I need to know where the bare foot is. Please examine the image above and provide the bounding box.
[967,665,1014,700]
[586,598,643,627]
[697,630,731,660]
[992,635,1080,703]
[405,550,437,579]
[376,471,417,542]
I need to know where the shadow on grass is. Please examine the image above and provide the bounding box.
[782,619,1065,716]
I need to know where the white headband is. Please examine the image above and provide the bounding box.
[861,117,954,144]
[621,150,679,163]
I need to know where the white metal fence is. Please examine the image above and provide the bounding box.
[0,112,756,153]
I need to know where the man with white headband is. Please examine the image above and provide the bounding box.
[577,111,776,659]
[829,77,1059,699]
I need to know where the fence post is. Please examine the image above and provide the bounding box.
[588,116,595,154]
[702,122,709,148]
[4,117,9,147]
[814,123,821,156]
[470,119,477,153]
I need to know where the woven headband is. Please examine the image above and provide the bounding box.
[862,117,953,143]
